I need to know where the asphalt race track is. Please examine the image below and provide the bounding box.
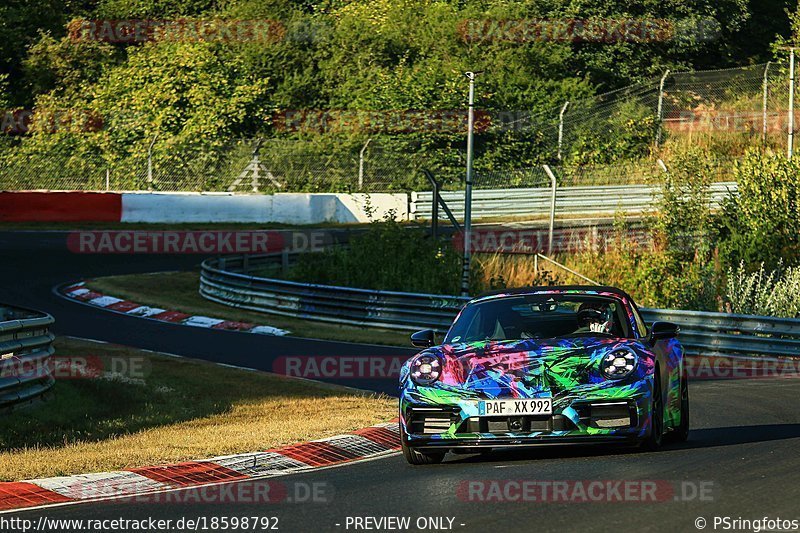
[0,231,414,395]
[3,231,800,532]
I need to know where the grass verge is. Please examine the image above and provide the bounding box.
[85,271,411,346]
[0,337,396,481]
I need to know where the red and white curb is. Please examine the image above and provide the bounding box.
[0,421,400,512]
[60,281,289,336]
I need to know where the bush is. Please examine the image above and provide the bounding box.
[717,150,800,269]
[654,146,716,260]
[287,215,461,294]
[724,261,800,318]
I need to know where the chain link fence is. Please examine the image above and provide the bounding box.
[0,62,796,193]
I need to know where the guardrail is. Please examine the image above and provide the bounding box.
[0,305,56,410]
[200,254,800,358]
[410,182,737,221]
[200,254,465,331]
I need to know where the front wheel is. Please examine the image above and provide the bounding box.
[400,424,445,465]
[670,370,690,442]
[641,370,664,451]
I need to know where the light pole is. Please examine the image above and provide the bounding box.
[461,71,480,297]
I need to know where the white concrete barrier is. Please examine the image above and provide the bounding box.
[120,192,408,224]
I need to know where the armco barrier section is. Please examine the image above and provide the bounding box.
[201,254,800,358]
[0,305,56,409]
[410,182,738,220]
[200,255,465,332]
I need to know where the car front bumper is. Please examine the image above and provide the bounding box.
[400,377,654,449]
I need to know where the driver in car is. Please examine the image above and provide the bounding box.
[574,301,615,334]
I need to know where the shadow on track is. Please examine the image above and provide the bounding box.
[443,423,800,465]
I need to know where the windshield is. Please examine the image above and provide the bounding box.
[444,295,632,344]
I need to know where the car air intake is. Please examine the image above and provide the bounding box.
[590,401,635,428]
[409,408,456,435]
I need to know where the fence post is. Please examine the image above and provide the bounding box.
[542,164,557,255]
[430,173,439,240]
[423,169,461,233]
[763,61,771,145]
[358,138,371,190]
[789,49,796,160]
[147,133,158,191]
[105,168,110,191]
[557,101,570,160]
[655,70,670,149]
[281,249,289,275]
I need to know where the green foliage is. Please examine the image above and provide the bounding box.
[716,150,800,269]
[288,215,462,294]
[0,0,784,187]
[654,146,716,259]
[566,100,659,166]
[725,260,800,317]
[563,241,723,312]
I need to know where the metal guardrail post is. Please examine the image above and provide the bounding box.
[281,249,289,275]
[542,165,558,255]
[422,169,461,233]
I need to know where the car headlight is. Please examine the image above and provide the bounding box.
[410,354,441,385]
[600,349,637,379]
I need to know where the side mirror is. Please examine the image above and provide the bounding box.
[648,321,679,345]
[411,329,436,348]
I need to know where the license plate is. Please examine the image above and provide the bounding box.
[478,398,552,416]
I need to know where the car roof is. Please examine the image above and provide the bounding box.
[469,285,635,306]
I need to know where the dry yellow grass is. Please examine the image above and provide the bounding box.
[473,252,589,291]
[0,338,395,481]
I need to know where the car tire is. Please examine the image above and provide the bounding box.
[400,424,445,465]
[641,370,664,451]
[671,370,690,442]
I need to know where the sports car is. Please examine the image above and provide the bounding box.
[399,286,688,465]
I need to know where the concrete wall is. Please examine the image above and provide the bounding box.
[121,192,409,224]
[2,191,409,224]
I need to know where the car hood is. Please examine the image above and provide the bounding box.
[416,337,651,395]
